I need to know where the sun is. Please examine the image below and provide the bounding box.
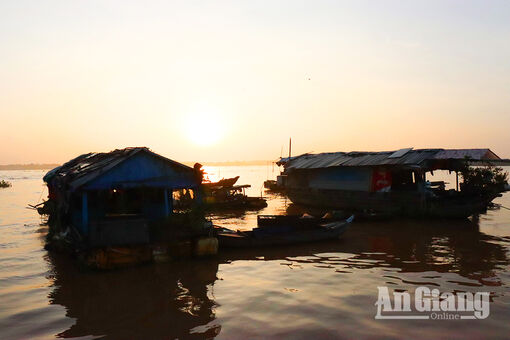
[184,110,226,146]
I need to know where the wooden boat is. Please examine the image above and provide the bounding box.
[217,215,353,248]
[263,179,286,192]
[204,184,267,210]
[202,176,239,189]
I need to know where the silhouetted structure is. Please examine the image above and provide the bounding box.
[39,147,217,267]
[279,148,510,218]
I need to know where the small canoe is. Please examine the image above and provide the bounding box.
[217,216,353,248]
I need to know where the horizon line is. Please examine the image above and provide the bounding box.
[0,160,281,170]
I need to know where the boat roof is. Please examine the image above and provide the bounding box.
[281,148,508,170]
[231,184,251,190]
[208,184,251,191]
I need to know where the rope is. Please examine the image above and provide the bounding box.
[493,203,510,211]
[36,184,45,204]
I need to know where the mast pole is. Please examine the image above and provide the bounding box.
[289,138,292,159]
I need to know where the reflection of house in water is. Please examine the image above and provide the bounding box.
[341,219,509,284]
[219,218,509,287]
[48,254,220,339]
[46,217,509,338]
[278,148,510,218]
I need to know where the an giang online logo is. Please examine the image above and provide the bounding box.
[375,286,490,320]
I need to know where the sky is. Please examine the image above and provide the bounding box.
[1,0,510,164]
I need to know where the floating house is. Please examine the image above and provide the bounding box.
[279,148,509,218]
[41,147,216,267]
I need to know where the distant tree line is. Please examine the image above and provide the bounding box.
[0,164,60,170]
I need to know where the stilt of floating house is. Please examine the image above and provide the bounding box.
[164,188,170,216]
[82,192,88,233]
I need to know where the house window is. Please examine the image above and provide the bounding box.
[105,188,143,216]
[172,188,195,211]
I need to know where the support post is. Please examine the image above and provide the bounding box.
[196,187,203,206]
[164,188,170,217]
[82,192,88,234]
[456,172,459,191]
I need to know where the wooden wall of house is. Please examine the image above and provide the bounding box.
[69,188,172,236]
[287,167,372,191]
[66,152,199,237]
[83,152,198,191]
[309,168,372,191]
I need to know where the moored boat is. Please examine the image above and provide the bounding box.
[263,179,285,192]
[217,215,353,248]
[202,176,240,189]
[203,183,268,210]
[279,148,510,218]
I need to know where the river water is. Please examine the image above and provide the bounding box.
[1,166,509,339]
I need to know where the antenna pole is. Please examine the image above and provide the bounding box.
[289,138,292,158]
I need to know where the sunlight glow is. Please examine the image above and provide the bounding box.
[183,108,226,147]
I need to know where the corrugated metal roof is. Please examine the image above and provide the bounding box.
[434,149,498,160]
[44,147,194,190]
[283,148,501,170]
